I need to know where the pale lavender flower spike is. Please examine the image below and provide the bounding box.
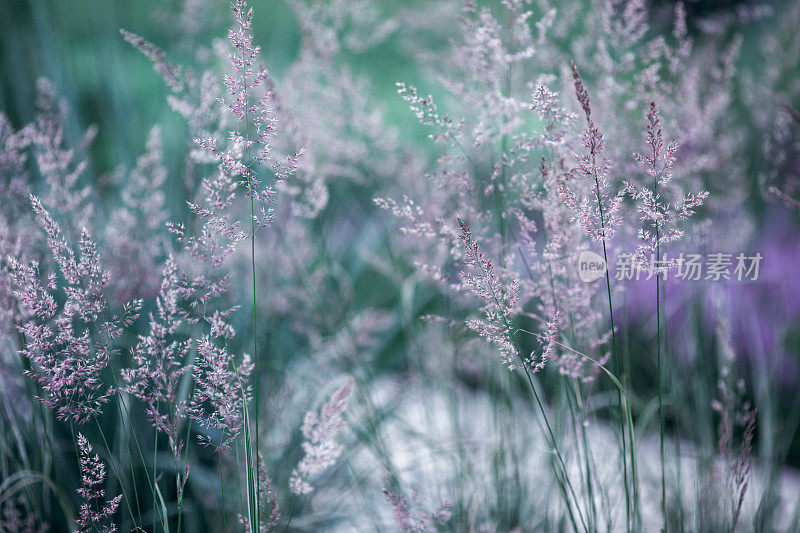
[625,101,709,273]
[119,29,184,92]
[30,79,94,233]
[456,218,521,371]
[107,125,169,304]
[10,197,140,423]
[123,255,189,459]
[289,378,354,495]
[204,0,300,226]
[183,337,253,451]
[383,489,452,532]
[75,433,122,533]
[559,63,625,244]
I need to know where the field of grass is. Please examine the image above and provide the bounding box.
[1,0,799,531]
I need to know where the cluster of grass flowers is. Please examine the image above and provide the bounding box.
[1,0,800,532]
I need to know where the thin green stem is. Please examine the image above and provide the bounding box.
[224,348,257,532]
[519,360,588,533]
[656,174,667,532]
[538,337,639,530]
[176,346,197,533]
[592,167,635,532]
[242,41,260,529]
[219,435,228,533]
[283,494,299,532]
[91,417,139,530]
[107,365,162,527]
[572,380,599,532]
[153,418,158,533]
[177,255,216,533]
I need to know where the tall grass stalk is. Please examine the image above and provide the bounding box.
[655,169,667,532]
[546,338,639,529]
[464,217,588,530]
[472,262,589,531]
[518,360,588,532]
[91,416,139,528]
[591,161,635,531]
[107,360,166,528]
[223,351,257,532]
[567,379,599,531]
[246,105,261,533]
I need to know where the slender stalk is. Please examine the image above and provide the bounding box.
[249,167,260,523]
[572,58,637,527]
[542,236,598,533]
[541,337,639,530]
[283,494,299,532]
[177,252,214,532]
[219,436,228,533]
[91,417,139,530]
[592,168,635,532]
[96,310,156,526]
[242,39,261,529]
[153,418,158,533]
[107,364,163,527]
[224,348,257,532]
[572,380,599,532]
[240,362,257,531]
[518,360,588,533]
[656,172,667,532]
[176,334,201,533]
[15,333,57,522]
[235,441,247,526]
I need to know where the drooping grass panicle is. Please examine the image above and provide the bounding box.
[119,29,184,93]
[530,83,577,147]
[0,113,33,221]
[456,217,521,371]
[383,488,452,533]
[528,157,610,382]
[277,0,405,217]
[396,83,464,146]
[289,378,354,495]
[30,79,95,234]
[121,26,220,137]
[106,125,169,304]
[457,217,561,374]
